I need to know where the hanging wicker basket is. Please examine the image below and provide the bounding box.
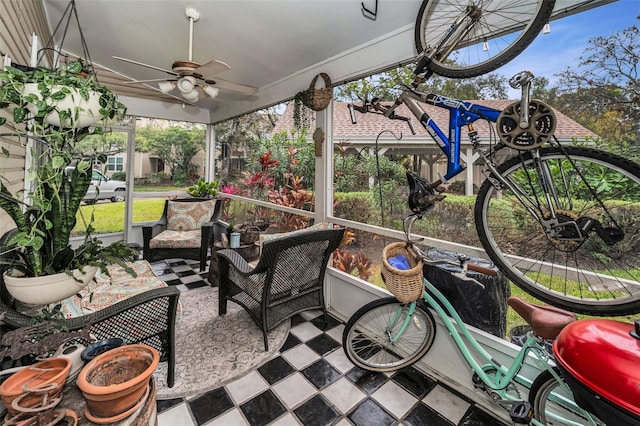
[381,242,424,303]
[300,73,333,111]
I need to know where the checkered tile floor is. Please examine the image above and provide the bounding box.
[152,259,506,426]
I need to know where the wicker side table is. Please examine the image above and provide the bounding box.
[208,241,260,286]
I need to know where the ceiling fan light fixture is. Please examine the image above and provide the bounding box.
[177,75,196,93]
[158,81,176,94]
[203,85,219,99]
[181,89,200,102]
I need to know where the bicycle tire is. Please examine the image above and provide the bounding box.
[475,146,640,316]
[529,368,604,425]
[342,297,436,372]
[414,0,555,79]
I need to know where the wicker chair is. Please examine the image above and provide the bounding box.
[142,197,222,271]
[0,229,181,388]
[217,227,345,350]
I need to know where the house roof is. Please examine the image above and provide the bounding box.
[273,101,599,143]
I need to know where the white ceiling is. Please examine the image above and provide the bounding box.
[41,0,615,123]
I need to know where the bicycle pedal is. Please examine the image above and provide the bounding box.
[509,401,533,424]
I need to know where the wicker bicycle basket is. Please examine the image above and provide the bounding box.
[381,242,424,303]
[302,73,333,111]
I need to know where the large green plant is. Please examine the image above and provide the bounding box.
[0,60,133,277]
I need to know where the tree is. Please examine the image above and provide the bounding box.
[136,124,206,185]
[335,64,509,102]
[552,21,639,157]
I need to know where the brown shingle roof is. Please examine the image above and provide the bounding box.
[273,101,598,141]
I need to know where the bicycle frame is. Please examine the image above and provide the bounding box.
[397,90,502,181]
[391,276,598,426]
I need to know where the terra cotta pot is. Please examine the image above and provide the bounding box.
[0,357,71,416]
[76,344,159,420]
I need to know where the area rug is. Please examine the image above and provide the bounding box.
[153,286,289,399]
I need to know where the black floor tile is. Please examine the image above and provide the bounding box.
[293,394,340,426]
[306,333,340,356]
[164,279,183,286]
[403,402,455,426]
[290,314,308,327]
[239,389,287,426]
[156,397,183,413]
[301,359,342,390]
[280,333,302,352]
[185,281,208,290]
[176,269,196,277]
[188,387,234,425]
[346,367,388,394]
[312,313,341,331]
[348,398,395,426]
[257,356,295,385]
[459,407,508,425]
[392,366,437,399]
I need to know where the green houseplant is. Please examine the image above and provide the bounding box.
[0,60,134,304]
[186,179,219,198]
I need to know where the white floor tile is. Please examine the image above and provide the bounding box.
[423,384,470,424]
[289,321,323,342]
[281,344,321,370]
[269,412,302,426]
[371,381,418,418]
[324,348,355,374]
[322,377,366,413]
[272,372,317,409]
[157,402,196,426]
[225,370,269,404]
[299,310,323,321]
[206,407,247,425]
[325,324,344,343]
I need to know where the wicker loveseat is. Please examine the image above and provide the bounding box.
[0,230,181,388]
[143,197,222,271]
[217,226,345,350]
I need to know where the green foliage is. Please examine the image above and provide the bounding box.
[0,61,133,277]
[135,124,206,184]
[334,192,375,222]
[187,179,219,198]
[248,130,315,191]
[112,171,126,181]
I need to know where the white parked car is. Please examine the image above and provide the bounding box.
[68,168,127,204]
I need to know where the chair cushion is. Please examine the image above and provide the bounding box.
[167,199,217,231]
[41,260,181,319]
[149,230,201,249]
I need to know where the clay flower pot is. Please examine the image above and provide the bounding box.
[77,344,159,422]
[0,357,71,416]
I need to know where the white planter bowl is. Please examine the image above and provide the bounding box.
[22,83,102,128]
[4,266,99,305]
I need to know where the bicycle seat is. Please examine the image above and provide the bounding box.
[507,297,577,340]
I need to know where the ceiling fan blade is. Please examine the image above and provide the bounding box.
[194,59,231,79]
[113,56,178,76]
[208,78,258,95]
[124,78,177,85]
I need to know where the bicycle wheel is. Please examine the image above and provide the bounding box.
[530,369,604,425]
[475,146,640,315]
[342,297,436,372]
[414,0,555,79]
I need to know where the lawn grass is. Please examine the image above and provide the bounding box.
[72,199,165,235]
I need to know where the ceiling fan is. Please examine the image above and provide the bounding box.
[114,7,257,102]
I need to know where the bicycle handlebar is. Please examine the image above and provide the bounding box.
[402,214,497,284]
[347,97,417,135]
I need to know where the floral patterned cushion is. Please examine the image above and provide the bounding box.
[148,230,201,249]
[167,199,217,231]
[50,260,182,320]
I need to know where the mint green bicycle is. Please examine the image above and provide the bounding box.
[342,215,605,425]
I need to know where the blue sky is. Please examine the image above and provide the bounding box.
[500,0,638,98]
